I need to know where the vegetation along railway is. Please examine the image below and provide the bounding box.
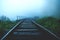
[1,19,60,40]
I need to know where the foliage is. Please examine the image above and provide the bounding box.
[36,17,60,33]
[0,16,19,38]
[0,16,17,32]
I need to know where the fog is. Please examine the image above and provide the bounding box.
[0,0,60,20]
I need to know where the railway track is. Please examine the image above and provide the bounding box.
[1,19,60,40]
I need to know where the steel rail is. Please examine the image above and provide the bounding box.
[1,20,24,40]
[1,19,60,40]
[32,20,60,40]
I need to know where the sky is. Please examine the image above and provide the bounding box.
[0,0,59,20]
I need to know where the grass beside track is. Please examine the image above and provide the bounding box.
[0,20,18,38]
[36,17,60,37]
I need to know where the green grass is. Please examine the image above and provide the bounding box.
[36,17,60,33]
[0,20,18,32]
[0,19,19,38]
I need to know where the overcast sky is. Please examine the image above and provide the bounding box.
[0,0,58,20]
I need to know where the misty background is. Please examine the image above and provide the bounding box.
[0,0,60,39]
[0,0,60,20]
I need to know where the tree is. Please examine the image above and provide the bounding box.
[0,16,10,21]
